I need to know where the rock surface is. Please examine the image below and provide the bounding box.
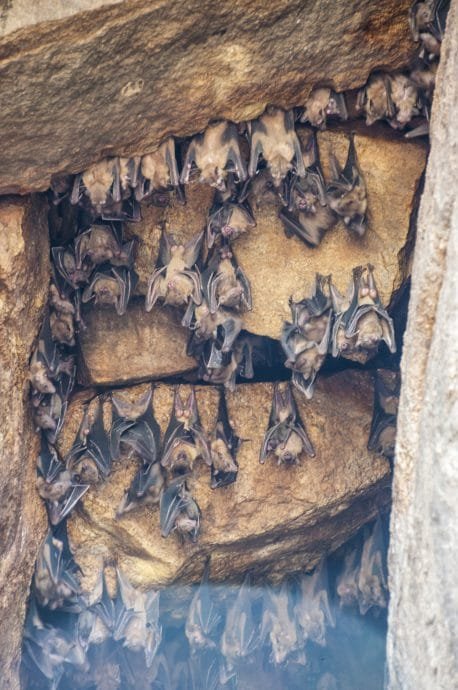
[0,196,49,690]
[78,301,197,386]
[387,3,458,689]
[0,0,417,195]
[60,372,391,592]
[126,128,426,341]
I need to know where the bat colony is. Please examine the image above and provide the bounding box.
[23,0,447,686]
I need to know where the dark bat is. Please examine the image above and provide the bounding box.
[326,135,367,237]
[160,475,201,542]
[116,460,165,516]
[300,86,348,129]
[281,274,333,399]
[33,392,68,445]
[410,57,437,101]
[52,245,93,290]
[357,516,388,615]
[261,580,302,665]
[66,397,113,483]
[202,243,252,313]
[184,299,243,354]
[206,189,256,247]
[135,138,184,203]
[368,370,400,460]
[33,522,82,611]
[260,382,315,464]
[220,574,259,671]
[180,121,247,191]
[294,558,335,647]
[110,386,161,465]
[82,265,138,316]
[146,230,203,311]
[161,387,210,474]
[185,560,221,650]
[238,168,282,211]
[210,388,241,488]
[197,337,241,390]
[248,107,306,186]
[74,224,135,268]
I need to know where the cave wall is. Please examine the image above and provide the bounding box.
[387,1,458,687]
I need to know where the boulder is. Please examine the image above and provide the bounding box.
[0,196,49,690]
[0,0,417,194]
[61,371,391,592]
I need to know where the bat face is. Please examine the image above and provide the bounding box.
[50,310,75,346]
[301,87,348,129]
[83,266,137,315]
[260,383,315,464]
[243,169,281,210]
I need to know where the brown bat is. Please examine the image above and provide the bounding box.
[49,282,75,317]
[50,310,75,346]
[409,0,450,59]
[326,136,367,237]
[239,168,282,211]
[160,475,201,542]
[260,382,315,464]
[82,265,137,316]
[336,546,360,608]
[135,138,183,202]
[300,86,348,130]
[281,274,333,399]
[180,121,247,191]
[357,72,422,129]
[206,188,256,247]
[248,107,306,186]
[161,387,210,475]
[146,230,203,312]
[202,244,252,313]
[367,369,400,460]
[210,388,241,488]
[74,224,135,269]
[71,158,117,212]
[198,334,256,390]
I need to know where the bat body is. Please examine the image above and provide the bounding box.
[260,383,315,464]
[281,274,332,399]
[261,581,302,665]
[409,0,450,59]
[49,282,75,316]
[357,517,388,615]
[248,107,306,186]
[82,264,138,316]
[198,333,255,390]
[33,522,82,611]
[111,386,161,466]
[241,168,282,210]
[301,87,348,129]
[326,136,367,237]
[180,121,247,191]
[52,245,93,289]
[160,476,201,542]
[184,298,243,354]
[294,559,335,647]
[185,561,221,650]
[75,224,135,269]
[67,398,112,484]
[368,370,400,460]
[72,158,117,212]
[50,309,75,346]
[146,230,203,311]
[220,575,259,670]
[202,244,252,314]
[206,193,256,247]
[135,138,182,201]
[161,388,210,474]
[210,389,241,488]
[336,547,360,608]
[71,157,139,218]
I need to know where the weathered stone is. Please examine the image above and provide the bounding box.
[61,371,391,593]
[387,2,458,688]
[0,0,417,195]
[77,301,196,387]
[0,196,49,690]
[127,128,426,341]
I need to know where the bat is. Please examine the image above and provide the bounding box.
[281,274,333,399]
[198,331,267,390]
[368,370,400,460]
[409,0,450,58]
[210,388,241,488]
[220,574,259,670]
[331,265,396,361]
[50,309,75,346]
[357,516,388,615]
[201,243,252,313]
[159,475,201,542]
[336,545,360,608]
[71,158,117,212]
[116,461,165,516]
[184,299,243,354]
[110,386,161,465]
[410,57,437,100]
[261,580,302,665]
[33,392,68,445]
[82,265,138,316]
[185,560,221,650]
[300,86,348,129]
[388,73,423,129]
[52,245,93,289]
[238,168,282,211]
[135,137,184,203]
[146,229,203,311]
[357,72,422,130]
[161,387,210,474]
[206,189,256,247]
[294,558,335,646]
[260,382,315,464]
[74,224,135,269]
[49,281,76,317]
[248,107,306,187]
[33,521,82,611]
[326,135,367,237]
[66,397,113,484]
[113,568,162,667]
[180,120,247,191]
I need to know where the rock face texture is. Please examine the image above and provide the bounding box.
[0,196,49,690]
[387,2,458,689]
[59,373,391,592]
[0,0,417,195]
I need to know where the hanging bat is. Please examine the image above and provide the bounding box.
[33,521,82,611]
[33,392,68,445]
[50,309,75,346]
[197,332,258,390]
[300,86,348,129]
[294,558,335,647]
[180,120,247,191]
[410,57,437,100]
[135,137,184,204]
[184,299,243,355]
[74,224,135,269]
[220,574,259,671]
[66,397,113,484]
[336,545,360,608]
[201,243,252,313]
[161,387,210,474]
[71,158,118,212]
[281,274,333,399]
[49,280,76,317]
[185,560,221,650]
[261,580,302,665]
[409,0,450,59]
[206,189,256,247]
[160,475,201,542]
[388,73,423,129]
[210,389,241,488]
[116,461,165,516]
[52,245,94,289]
[113,569,162,667]
[110,386,161,465]
[146,229,203,311]
[368,370,400,460]
[239,168,282,211]
[82,265,138,316]
[356,72,396,126]
[260,382,315,464]
[357,516,388,615]
[326,136,367,237]
[248,107,306,186]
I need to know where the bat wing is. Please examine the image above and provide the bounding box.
[235,265,252,310]
[248,133,264,178]
[48,484,90,525]
[279,208,320,247]
[165,139,180,187]
[160,481,187,537]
